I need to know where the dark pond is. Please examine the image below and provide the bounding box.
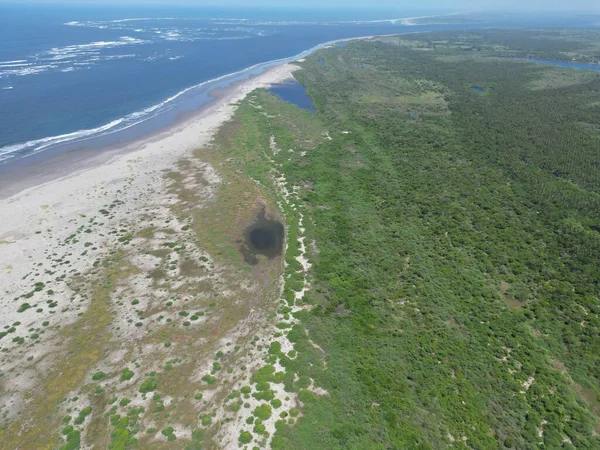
[525,58,600,72]
[268,79,316,114]
[471,86,486,93]
[239,209,285,265]
[410,112,419,119]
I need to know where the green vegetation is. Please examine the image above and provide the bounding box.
[185,429,205,450]
[120,368,134,382]
[201,374,216,385]
[161,426,176,441]
[59,427,80,450]
[17,303,32,313]
[91,371,105,381]
[215,28,600,449]
[239,431,253,444]
[253,404,272,421]
[4,26,600,450]
[138,374,157,394]
[109,408,143,450]
[73,406,92,425]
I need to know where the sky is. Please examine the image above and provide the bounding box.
[1,0,599,12]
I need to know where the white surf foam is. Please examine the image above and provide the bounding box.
[0,118,125,159]
[0,31,397,163]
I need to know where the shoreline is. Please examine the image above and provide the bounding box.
[0,20,452,194]
[0,63,298,200]
[0,60,300,352]
[0,60,302,443]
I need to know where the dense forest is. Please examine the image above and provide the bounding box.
[224,29,600,448]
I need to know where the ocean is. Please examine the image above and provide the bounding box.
[0,4,597,165]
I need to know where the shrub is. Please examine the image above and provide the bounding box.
[139,377,157,393]
[239,431,253,444]
[120,368,134,382]
[255,381,270,391]
[201,375,216,384]
[17,303,32,313]
[201,415,212,426]
[91,371,105,381]
[252,404,272,421]
[161,427,176,441]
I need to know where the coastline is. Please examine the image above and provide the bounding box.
[0,30,392,437]
[0,14,459,177]
[0,61,298,327]
[0,59,302,444]
[0,63,298,200]
[0,28,417,199]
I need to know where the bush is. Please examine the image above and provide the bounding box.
[239,431,253,444]
[201,415,212,426]
[17,303,32,313]
[120,368,134,382]
[255,381,270,391]
[252,404,272,421]
[201,374,216,384]
[161,427,176,441]
[139,377,157,393]
[91,371,105,381]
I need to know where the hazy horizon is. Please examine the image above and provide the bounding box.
[0,0,599,13]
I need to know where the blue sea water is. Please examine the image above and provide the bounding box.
[0,4,597,165]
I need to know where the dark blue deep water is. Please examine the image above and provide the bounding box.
[0,4,597,165]
[268,80,316,114]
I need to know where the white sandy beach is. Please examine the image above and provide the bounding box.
[0,63,298,425]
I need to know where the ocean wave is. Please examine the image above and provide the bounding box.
[64,17,178,29]
[62,16,271,44]
[0,65,58,78]
[111,17,178,23]
[0,62,33,68]
[0,32,378,163]
[0,118,126,160]
[0,37,147,80]
[0,43,321,163]
[45,36,146,59]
